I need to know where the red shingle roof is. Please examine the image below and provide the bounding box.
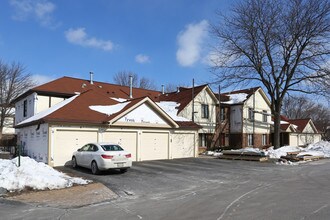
[15,78,202,129]
[287,119,311,133]
[14,76,162,103]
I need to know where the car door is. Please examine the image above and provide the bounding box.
[79,144,91,167]
[85,144,99,167]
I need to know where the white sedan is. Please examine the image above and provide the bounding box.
[72,142,132,174]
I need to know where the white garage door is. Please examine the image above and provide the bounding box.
[289,134,298,147]
[140,132,169,161]
[172,133,195,159]
[54,130,98,166]
[103,131,138,161]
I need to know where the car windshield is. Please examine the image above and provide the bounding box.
[101,144,124,151]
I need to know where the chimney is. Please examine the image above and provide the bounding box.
[90,72,94,84]
[176,87,180,93]
[129,74,133,98]
[161,85,165,94]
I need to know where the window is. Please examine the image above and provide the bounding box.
[101,144,124,151]
[263,110,268,122]
[201,104,209,119]
[262,134,267,145]
[220,107,225,121]
[248,134,253,146]
[23,100,27,117]
[248,108,254,120]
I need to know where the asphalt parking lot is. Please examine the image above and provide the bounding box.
[2,157,330,220]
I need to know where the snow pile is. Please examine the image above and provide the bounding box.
[264,146,302,159]
[305,141,330,158]
[0,157,90,192]
[157,101,189,121]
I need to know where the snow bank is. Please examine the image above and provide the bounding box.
[263,141,330,159]
[264,146,302,159]
[0,157,90,192]
[305,141,330,158]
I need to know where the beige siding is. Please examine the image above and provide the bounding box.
[36,95,50,113]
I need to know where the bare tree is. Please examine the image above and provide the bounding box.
[164,83,190,93]
[211,0,330,148]
[0,61,35,138]
[113,71,157,90]
[282,95,330,138]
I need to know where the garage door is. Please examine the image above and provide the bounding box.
[172,133,195,159]
[289,134,298,147]
[54,130,98,166]
[103,131,138,161]
[140,132,169,161]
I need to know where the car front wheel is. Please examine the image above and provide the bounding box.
[72,156,78,168]
[91,161,100,175]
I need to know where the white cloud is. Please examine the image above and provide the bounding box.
[32,74,54,86]
[176,20,209,67]
[9,0,57,27]
[65,28,114,51]
[135,54,150,64]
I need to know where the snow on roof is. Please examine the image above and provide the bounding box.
[17,95,79,126]
[222,93,248,104]
[110,97,127,102]
[89,102,130,116]
[0,157,90,192]
[157,101,189,122]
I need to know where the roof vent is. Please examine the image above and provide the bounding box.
[82,83,87,88]
[129,74,133,98]
[90,71,94,84]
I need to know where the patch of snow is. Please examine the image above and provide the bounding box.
[0,157,90,192]
[89,102,130,116]
[110,97,127,102]
[17,95,79,126]
[157,101,189,122]
[222,93,248,104]
[213,152,223,157]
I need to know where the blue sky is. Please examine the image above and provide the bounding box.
[0,0,235,90]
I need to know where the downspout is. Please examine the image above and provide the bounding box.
[218,85,221,147]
